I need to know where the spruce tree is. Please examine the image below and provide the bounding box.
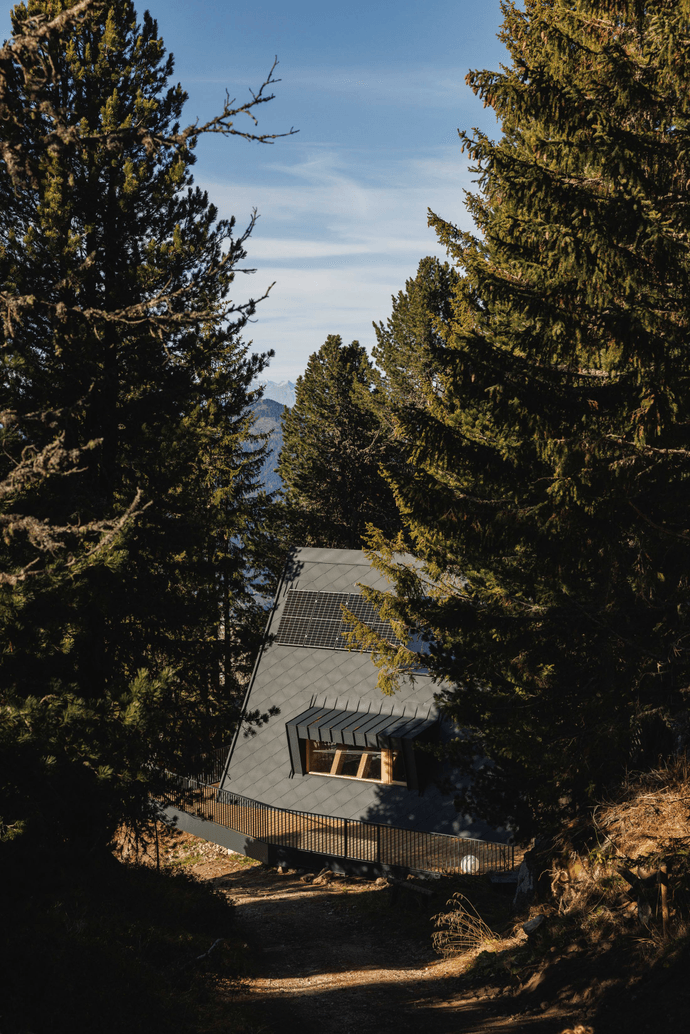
[278,335,398,549]
[363,0,690,834]
[0,0,286,849]
[373,256,460,420]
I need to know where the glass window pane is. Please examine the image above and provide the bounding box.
[309,741,337,774]
[306,740,383,781]
[337,748,365,777]
[363,751,381,780]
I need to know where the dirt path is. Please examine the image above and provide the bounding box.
[168,835,577,1034]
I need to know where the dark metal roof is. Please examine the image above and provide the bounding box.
[288,705,437,749]
[221,547,510,842]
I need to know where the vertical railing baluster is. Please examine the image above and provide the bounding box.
[156,771,515,877]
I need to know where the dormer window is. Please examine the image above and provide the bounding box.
[286,704,438,793]
[306,740,406,784]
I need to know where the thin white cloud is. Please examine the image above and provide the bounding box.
[244,267,414,381]
[247,239,376,260]
[206,146,475,236]
[184,64,478,110]
[203,146,476,379]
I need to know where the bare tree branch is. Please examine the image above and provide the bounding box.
[1,4,296,191]
[0,1,285,587]
[0,488,147,586]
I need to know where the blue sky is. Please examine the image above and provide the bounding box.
[4,1,510,381]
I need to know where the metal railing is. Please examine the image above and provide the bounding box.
[185,744,230,785]
[156,769,514,876]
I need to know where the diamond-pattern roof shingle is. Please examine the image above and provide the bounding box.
[222,548,507,841]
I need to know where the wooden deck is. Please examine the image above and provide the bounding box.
[160,777,514,875]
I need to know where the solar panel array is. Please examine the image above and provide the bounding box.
[275,590,401,650]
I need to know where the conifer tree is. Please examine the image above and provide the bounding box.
[363,0,690,834]
[0,0,288,849]
[278,335,398,549]
[373,256,459,420]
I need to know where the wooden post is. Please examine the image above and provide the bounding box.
[332,748,347,775]
[659,864,669,939]
[356,752,370,779]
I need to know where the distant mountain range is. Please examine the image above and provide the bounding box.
[253,379,297,408]
[250,396,287,494]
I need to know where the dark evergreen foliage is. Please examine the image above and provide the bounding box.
[1,841,237,1034]
[278,334,399,550]
[0,0,284,849]
[373,256,460,422]
[363,0,690,835]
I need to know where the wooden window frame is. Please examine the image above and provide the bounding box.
[305,739,406,785]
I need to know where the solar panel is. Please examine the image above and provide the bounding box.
[274,590,401,650]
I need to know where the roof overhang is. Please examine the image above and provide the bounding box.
[288,705,436,748]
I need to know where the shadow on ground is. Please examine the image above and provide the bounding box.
[213,862,575,1034]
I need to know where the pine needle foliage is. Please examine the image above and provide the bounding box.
[0,0,286,850]
[364,0,690,835]
[278,334,399,549]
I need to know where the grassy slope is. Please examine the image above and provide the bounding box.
[439,760,690,1031]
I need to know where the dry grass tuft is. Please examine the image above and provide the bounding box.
[594,755,690,861]
[547,755,690,944]
[432,891,501,957]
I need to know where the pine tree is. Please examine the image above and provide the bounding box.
[373,256,460,420]
[278,335,399,549]
[0,0,288,849]
[363,0,690,834]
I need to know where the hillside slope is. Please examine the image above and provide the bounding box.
[250,397,286,494]
[150,760,690,1033]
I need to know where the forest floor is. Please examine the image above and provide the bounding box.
[142,825,690,1034]
[6,767,689,1034]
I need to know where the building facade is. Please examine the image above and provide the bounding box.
[220,547,508,845]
